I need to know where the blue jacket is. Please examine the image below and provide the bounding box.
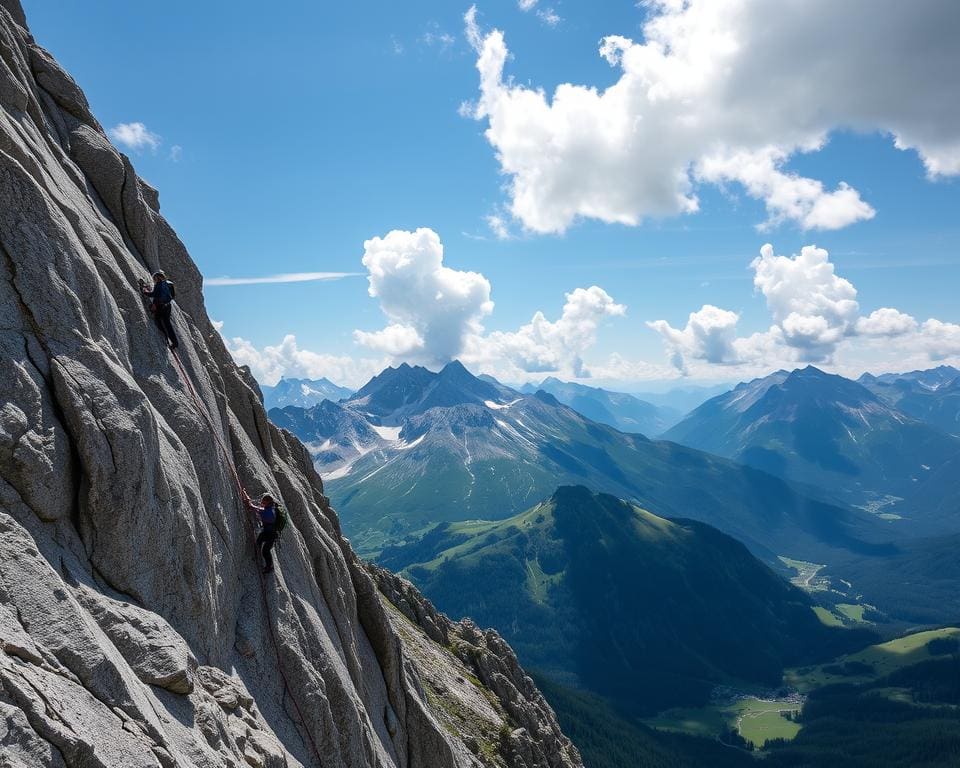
[146,280,175,305]
[259,504,277,528]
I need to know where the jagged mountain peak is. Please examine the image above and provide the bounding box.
[766,365,881,408]
[533,389,562,406]
[346,359,515,422]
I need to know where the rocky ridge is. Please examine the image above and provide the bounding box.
[0,2,581,766]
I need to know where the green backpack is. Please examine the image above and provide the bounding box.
[274,504,288,536]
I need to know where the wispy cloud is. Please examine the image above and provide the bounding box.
[109,122,161,152]
[537,8,561,26]
[516,0,561,27]
[205,271,361,287]
[421,21,456,52]
[485,214,513,240]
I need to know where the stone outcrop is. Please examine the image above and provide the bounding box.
[0,2,582,766]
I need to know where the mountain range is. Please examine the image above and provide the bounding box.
[664,366,960,531]
[521,377,682,436]
[272,361,884,561]
[260,376,353,410]
[859,365,960,436]
[380,486,873,715]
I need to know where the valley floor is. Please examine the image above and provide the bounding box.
[641,626,960,756]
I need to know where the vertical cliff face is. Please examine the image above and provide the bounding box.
[0,2,581,766]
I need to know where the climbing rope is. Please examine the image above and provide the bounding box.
[168,347,325,766]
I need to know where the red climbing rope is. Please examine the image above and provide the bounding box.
[168,348,324,766]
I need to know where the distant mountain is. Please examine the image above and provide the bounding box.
[381,486,873,715]
[863,364,960,389]
[664,366,960,528]
[276,361,884,559]
[270,399,381,467]
[349,360,515,421]
[532,377,681,436]
[630,383,733,415]
[260,376,352,409]
[859,365,960,436]
[524,383,732,416]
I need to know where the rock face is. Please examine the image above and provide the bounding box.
[0,3,582,766]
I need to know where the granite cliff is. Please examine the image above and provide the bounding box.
[0,2,581,766]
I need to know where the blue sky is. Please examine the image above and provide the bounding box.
[24,1,960,388]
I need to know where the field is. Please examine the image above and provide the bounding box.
[786,626,960,692]
[736,700,802,746]
[812,606,843,627]
[812,601,875,627]
[835,603,871,623]
[645,695,802,748]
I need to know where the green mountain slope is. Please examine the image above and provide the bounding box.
[828,531,960,624]
[381,486,874,715]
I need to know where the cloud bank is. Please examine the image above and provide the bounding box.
[353,228,625,379]
[223,228,632,387]
[219,332,387,389]
[649,243,960,375]
[466,0,960,233]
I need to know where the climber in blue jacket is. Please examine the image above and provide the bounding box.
[243,490,279,575]
[139,270,179,350]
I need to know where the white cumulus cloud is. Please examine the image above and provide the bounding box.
[698,149,875,231]
[856,308,919,337]
[919,319,960,361]
[353,228,494,364]
[108,122,161,152]
[751,244,860,360]
[647,305,742,375]
[467,0,960,233]
[471,286,625,378]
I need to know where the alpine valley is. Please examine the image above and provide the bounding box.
[267,359,960,766]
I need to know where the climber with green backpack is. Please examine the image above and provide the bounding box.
[241,490,287,574]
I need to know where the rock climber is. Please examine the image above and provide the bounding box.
[139,270,179,350]
[243,490,279,574]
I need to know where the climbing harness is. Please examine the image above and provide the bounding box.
[168,348,325,765]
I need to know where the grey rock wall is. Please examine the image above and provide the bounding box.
[0,2,582,766]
